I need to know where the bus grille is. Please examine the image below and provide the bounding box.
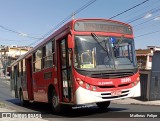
[102,94,128,99]
[101,90,129,99]
[90,72,134,79]
[98,83,130,88]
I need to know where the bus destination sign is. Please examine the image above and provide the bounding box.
[74,21,132,35]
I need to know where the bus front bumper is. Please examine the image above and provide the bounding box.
[75,82,140,104]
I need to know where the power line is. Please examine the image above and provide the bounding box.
[135,18,160,32]
[28,0,97,47]
[29,0,150,47]
[135,30,160,38]
[41,0,97,40]
[0,25,42,40]
[28,0,151,47]
[109,0,149,19]
[2,0,111,49]
[126,6,160,32]
[0,38,33,43]
[0,0,150,47]
[7,0,97,57]
[133,14,160,27]
[127,7,160,24]
[122,0,160,22]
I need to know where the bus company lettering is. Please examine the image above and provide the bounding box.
[98,81,113,85]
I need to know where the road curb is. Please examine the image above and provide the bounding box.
[111,98,160,106]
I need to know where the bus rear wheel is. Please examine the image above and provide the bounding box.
[19,90,28,106]
[96,101,110,110]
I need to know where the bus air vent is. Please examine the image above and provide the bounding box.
[98,85,115,88]
[118,83,130,87]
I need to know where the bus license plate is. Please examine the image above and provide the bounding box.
[111,90,122,96]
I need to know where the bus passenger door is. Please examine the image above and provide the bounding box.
[58,39,72,102]
[14,65,18,98]
[26,57,34,100]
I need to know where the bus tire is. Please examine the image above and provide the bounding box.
[19,90,28,106]
[50,90,61,113]
[96,101,110,110]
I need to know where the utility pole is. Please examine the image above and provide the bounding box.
[72,12,75,20]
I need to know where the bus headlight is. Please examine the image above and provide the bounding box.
[76,78,97,91]
[134,77,140,86]
[137,77,140,81]
[86,83,90,89]
[76,78,84,86]
[131,82,134,87]
[92,86,97,91]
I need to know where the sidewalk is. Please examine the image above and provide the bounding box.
[0,76,10,84]
[0,76,10,81]
[112,98,160,106]
[0,102,48,121]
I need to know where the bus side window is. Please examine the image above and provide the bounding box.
[21,61,23,76]
[11,66,14,79]
[42,46,46,69]
[18,62,21,77]
[52,39,55,65]
[45,41,53,68]
[35,49,42,72]
[33,53,36,72]
[23,59,26,76]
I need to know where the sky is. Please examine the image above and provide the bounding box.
[0,0,160,49]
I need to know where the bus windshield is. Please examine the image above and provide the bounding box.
[74,35,137,71]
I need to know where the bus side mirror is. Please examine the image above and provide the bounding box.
[68,34,74,49]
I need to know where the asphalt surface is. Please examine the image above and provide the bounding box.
[0,78,13,101]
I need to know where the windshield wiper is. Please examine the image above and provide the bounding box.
[91,33,110,56]
[91,33,116,69]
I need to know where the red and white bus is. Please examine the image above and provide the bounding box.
[10,18,140,112]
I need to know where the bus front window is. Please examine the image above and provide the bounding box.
[74,36,137,71]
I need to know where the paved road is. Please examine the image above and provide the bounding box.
[0,78,160,121]
[0,78,13,101]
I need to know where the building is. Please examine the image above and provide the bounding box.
[136,46,160,70]
[0,45,32,76]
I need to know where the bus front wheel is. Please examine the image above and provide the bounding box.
[96,101,110,110]
[50,90,61,113]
